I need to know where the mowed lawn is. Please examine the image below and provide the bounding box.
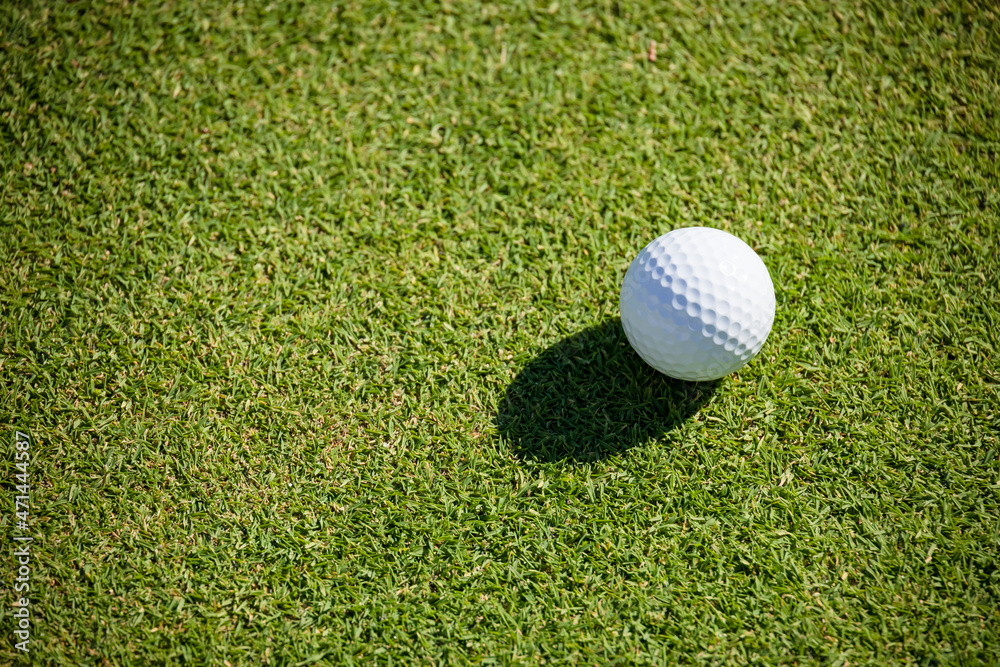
[2,0,999,664]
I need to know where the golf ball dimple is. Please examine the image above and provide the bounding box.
[620,227,775,382]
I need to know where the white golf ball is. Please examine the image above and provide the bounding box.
[619,227,775,381]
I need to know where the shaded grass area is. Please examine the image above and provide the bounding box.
[1,0,999,663]
[498,320,717,462]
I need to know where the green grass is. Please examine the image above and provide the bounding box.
[2,0,999,663]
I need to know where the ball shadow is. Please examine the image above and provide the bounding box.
[496,319,718,463]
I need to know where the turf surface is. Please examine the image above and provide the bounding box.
[2,0,999,664]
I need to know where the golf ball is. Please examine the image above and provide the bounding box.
[619,227,775,381]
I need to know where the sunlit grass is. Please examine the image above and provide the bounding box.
[1,0,998,663]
